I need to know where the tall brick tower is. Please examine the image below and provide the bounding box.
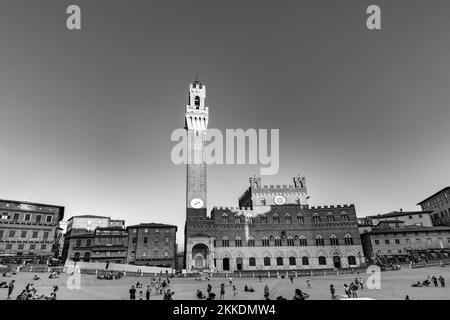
[185,80,209,220]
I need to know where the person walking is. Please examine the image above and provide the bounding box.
[330,284,336,300]
[7,280,15,300]
[220,283,225,299]
[129,285,136,300]
[264,284,270,300]
[146,285,151,300]
[438,275,445,287]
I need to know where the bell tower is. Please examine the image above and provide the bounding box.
[185,79,209,220]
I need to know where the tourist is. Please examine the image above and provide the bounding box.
[330,284,336,300]
[264,284,270,300]
[258,275,262,282]
[220,283,225,299]
[306,278,311,288]
[293,289,309,300]
[229,276,233,286]
[432,276,438,287]
[359,277,364,289]
[163,289,174,300]
[290,276,293,284]
[138,290,144,300]
[7,280,15,300]
[129,285,136,300]
[233,285,237,296]
[350,282,358,298]
[405,295,410,300]
[33,275,40,281]
[146,285,151,300]
[438,275,445,287]
[197,290,206,299]
[343,284,351,298]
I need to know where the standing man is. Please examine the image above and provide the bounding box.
[129,285,136,300]
[7,280,15,300]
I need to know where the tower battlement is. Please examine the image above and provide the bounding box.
[309,204,355,210]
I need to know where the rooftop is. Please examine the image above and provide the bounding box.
[373,210,433,219]
[370,225,450,235]
[417,187,450,205]
[68,215,110,220]
[127,223,178,230]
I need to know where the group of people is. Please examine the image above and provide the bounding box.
[97,271,124,280]
[411,275,445,287]
[3,279,58,300]
[128,277,173,300]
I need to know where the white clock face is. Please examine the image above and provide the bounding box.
[274,195,287,205]
[191,198,204,209]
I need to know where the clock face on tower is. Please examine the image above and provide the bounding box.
[191,198,204,209]
[274,195,287,205]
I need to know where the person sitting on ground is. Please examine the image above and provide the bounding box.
[0,281,7,288]
[197,289,206,299]
[33,275,40,281]
[163,289,174,300]
[49,272,58,279]
[2,272,10,277]
[422,279,431,286]
[206,292,216,300]
[276,296,287,300]
[411,281,423,287]
[293,289,309,300]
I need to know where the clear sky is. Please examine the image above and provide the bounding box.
[1,0,449,248]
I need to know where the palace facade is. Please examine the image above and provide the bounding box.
[183,81,364,273]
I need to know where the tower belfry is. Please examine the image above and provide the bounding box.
[185,80,209,219]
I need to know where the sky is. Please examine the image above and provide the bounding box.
[0,0,449,247]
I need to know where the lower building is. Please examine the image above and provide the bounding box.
[361,225,450,264]
[90,227,128,263]
[126,223,177,268]
[0,199,64,264]
[418,187,450,226]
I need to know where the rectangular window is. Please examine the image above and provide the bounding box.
[29,244,36,250]
[40,244,46,250]
[0,230,3,238]
[43,232,49,240]
[46,215,52,223]
[32,231,39,238]
[406,239,411,244]
[385,239,389,245]
[153,250,158,258]
[6,244,12,250]
[24,214,31,221]
[132,237,137,244]
[21,230,27,238]
[143,237,148,244]
[374,240,380,245]
[142,251,147,257]
[35,215,42,223]
[18,244,24,250]
[9,230,15,238]
[1,212,9,220]
[395,239,400,245]
[165,237,169,243]
[13,213,20,221]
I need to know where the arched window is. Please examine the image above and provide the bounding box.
[260,215,268,224]
[330,235,339,246]
[276,257,283,266]
[344,234,354,246]
[341,212,349,222]
[249,257,256,266]
[302,256,309,265]
[289,257,296,266]
[222,213,229,223]
[348,256,356,265]
[264,257,271,266]
[222,237,229,247]
[299,235,307,246]
[312,214,321,223]
[234,215,242,224]
[73,252,80,261]
[287,236,294,246]
[262,236,270,247]
[261,199,266,205]
[246,216,253,224]
[273,214,280,224]
[194,96,200,108]
[327,213,335,223]
[247,236,255,247]
[75,239,81,248]
[315,235,324,246]
[285,214,292,224]
[295,198,300,205]
[86,239,91,247]
[297,214,304,223]
[274,236,282,246]
[235,236,242,247]
[318,256,327,265]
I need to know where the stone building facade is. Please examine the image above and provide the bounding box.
[126,223,177,268]
[418,187,450,226]
[0,199,65,264]
[183,81,364,273]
